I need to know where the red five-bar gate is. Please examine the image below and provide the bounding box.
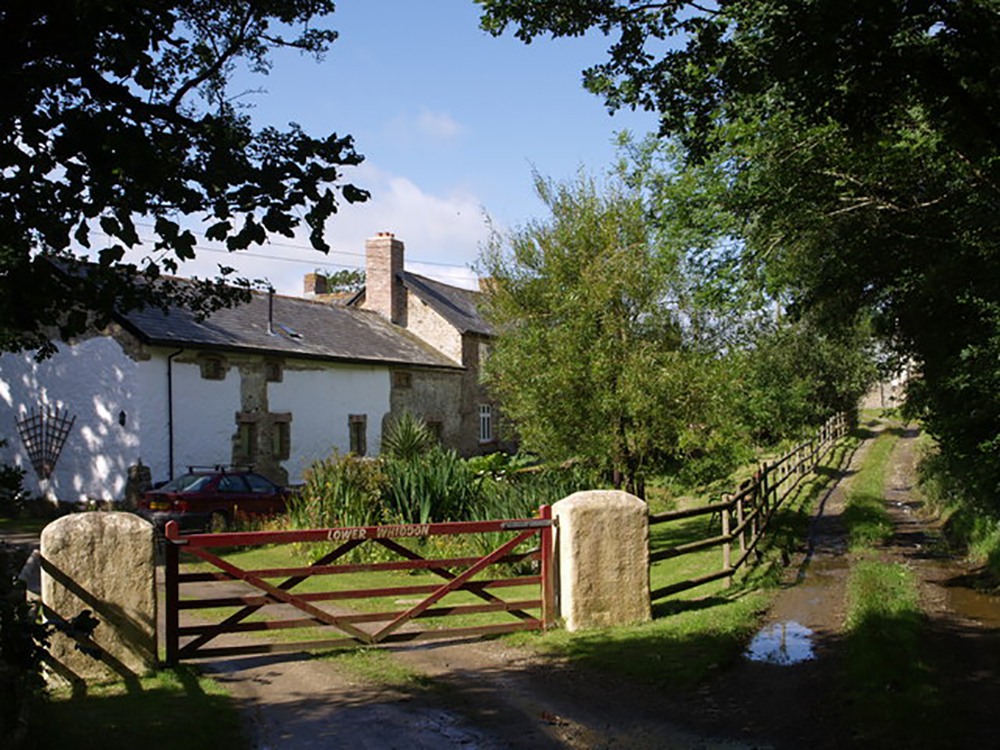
[163,507,554,663]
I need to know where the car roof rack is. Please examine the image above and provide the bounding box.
[187,463,255,473]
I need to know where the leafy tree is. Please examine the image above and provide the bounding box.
[2,1,368,357]
[480,1,1000,505]
[318,267,366,294]
[479,172,732,495]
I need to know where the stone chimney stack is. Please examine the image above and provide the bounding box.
[364,232,405,324]
[303,272,328,296]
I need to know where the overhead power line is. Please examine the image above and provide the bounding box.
[128,220,476,269]
[90,231,479,288]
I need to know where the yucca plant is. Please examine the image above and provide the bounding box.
[381,411,434,461]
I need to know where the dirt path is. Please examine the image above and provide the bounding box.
[191,421,1000,749]
[881,425,1000,749]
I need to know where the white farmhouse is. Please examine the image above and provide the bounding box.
[0,233,505,504]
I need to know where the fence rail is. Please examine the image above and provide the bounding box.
[649,412,850,600]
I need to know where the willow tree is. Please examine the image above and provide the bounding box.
[479,173,725,495]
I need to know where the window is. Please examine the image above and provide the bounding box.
[265,360,283,383]
[392,371,413,388]
[272,421,290,460]
[479,404,493,443]
[217,474,249,493]
[349,414,367,456]
[245,473,277,494]
[427,420,443,443]
[200,357,226,380]
[236,422,256,458]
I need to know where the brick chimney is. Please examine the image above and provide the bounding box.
[364,232,405,324]
[303,272,328,296]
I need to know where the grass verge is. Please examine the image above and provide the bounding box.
[841,417,941,746]
[843,428,898,549]
[29,667,245,750]
[843,557,939,746]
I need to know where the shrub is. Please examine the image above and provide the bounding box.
[291,452,387,529]
[383,447,482,524]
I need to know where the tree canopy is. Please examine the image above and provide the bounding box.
[2,1,368,356]
[480,0,1000,504]
[479,172,734,493]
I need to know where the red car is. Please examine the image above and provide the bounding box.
[138,466,291,532]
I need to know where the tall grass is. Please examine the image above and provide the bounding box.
[290,452,387,529]
[383,447,482,524]
[919,446,1000,582]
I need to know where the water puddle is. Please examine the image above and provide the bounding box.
[744,621,815,665]
[947,585,1000,629]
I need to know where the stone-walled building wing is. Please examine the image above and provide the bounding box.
[348,233,508,457]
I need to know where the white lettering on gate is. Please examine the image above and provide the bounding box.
[325,524,430,542]
[326,528,369,542]
[375,524,431,539]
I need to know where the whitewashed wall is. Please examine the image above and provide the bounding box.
[270,363,391,482]
[167,356,241,480]
[1,336,397,500]
[0,337,144,502]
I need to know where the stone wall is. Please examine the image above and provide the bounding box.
[402,288,464,364]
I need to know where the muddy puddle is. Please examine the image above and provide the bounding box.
[745,621,815,665]
[945,579,1000,628]
[744,553,848,665]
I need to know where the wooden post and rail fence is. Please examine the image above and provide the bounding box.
[648,411,851,601]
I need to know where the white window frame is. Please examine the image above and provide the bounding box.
[478,404,493,443]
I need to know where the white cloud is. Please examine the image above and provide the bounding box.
[384,108,464,148]
[416,108,462,140]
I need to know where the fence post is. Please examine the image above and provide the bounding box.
[760,464,770,525]
[164,522,180,666]
[736,492,746,555]
[539,504,555,630]
[722,499,732,585]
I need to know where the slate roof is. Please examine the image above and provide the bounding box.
[116,290,462,369]
[400,272,492,336]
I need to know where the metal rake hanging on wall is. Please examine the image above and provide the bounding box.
[16,407,76,480]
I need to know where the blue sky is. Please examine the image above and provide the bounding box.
[105,1,660,293]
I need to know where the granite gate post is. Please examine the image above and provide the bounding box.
[552,490,651,632]
[40,512,157,684]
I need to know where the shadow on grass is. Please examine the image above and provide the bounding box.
[536,618,756,692]
[29,667,243,750]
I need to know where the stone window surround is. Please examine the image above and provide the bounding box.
[199,355,227,380]
[349,413,367,456]
[235,412,293,461]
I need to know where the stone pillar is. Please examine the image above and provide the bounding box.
[41,512,157,684]
[552,490,651,632]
